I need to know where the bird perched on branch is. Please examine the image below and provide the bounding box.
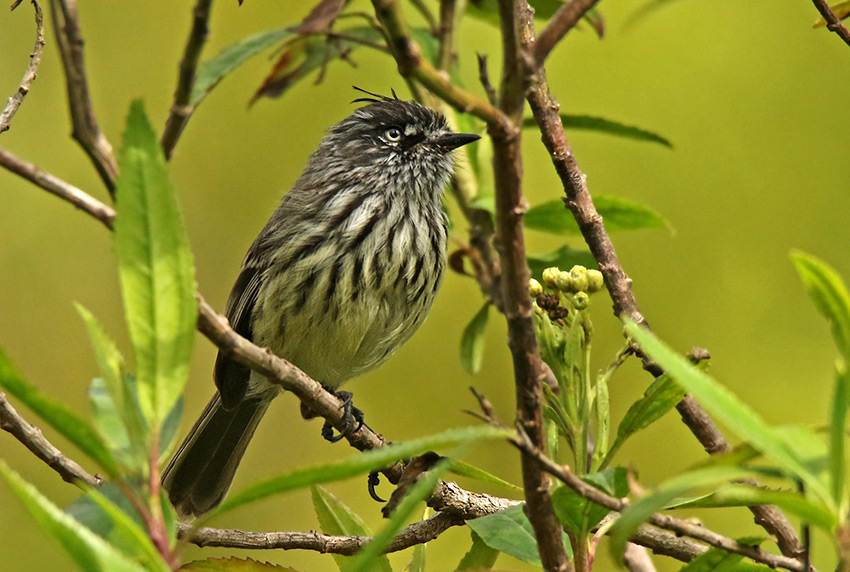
[162,90,480,517]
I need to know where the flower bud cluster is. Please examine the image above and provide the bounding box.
[531,265,604,323]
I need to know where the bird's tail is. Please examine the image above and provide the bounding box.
[161,392,273,517]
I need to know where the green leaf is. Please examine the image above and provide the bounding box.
[624,320,834,508]
[522,114,672,148]
[831,364,849,507]
[678,544,745,571]
[88,378,142,471]
[82,487,170,572]
[311,486,392,572]
[790,250,850,361]
[609,465,767,561]
[181,558,300,571]
[0,348,118,477]
[525,196,671,237]
[448,459,522,491]
[115,101,197,428]
[551,467,628,536]
[456,531,499,570]
[603,374,686,468]
[348,448,469,572]
[191,28,293,106]
[78,304,149,471]
[466,504,543,565]
[669,484,837,530]
[460,303,490,374]
[527,245,597,281]
[0,462,148,572]
[406,542,426,572]
[213,425,511,516]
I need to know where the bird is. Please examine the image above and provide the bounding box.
[161,90,480,517]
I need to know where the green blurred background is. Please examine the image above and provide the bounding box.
[1,1,848,570]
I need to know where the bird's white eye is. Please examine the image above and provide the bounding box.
[385,126,402,141]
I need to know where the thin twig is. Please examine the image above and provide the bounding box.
[811,0,850,48]
[49,0,119,194]
[533,0,600,64]
[0,0,44,134]
[623,542,657,572]
[0,148,115,229]
[161,0,213,160]
[494,0,571,569]
[437,0,457,70]
[0,392,102,488]
[517,432,808,572]
[180,511,464,553]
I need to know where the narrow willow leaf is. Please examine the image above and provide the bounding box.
[609,465,767,561]
[214,425,511,516]
[83,488,171,572]
[624,321,834,508]
[522,114,672,148]
[831,364,849,507]
[348,446,470,572]
[88,378,145,473]
[311,486,392,572]
[181,558,300,570]
[678,540,772,572]
[552,467,628,537]
[790,250,850,361]
[115,101,197,427]
[603,374,686,468]
[525,196,670,236]
[669,484,837,530]
[466,504,542,565]
[0,348,117,477]
[77,305,148,467]
[527,245,597,281]
[456,530,499,570]
[407,542,426,572]
[0,462,148,572]
[192,28,293,106]
[448,459,522,491]
[460,303,489,374]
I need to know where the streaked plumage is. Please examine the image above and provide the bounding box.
[162,95,479,516]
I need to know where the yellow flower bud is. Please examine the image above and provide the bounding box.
[572,291,590,310]
[569,265,588,292]
[587,269,604,292]
[529,278,543,298]
[542,267,560,289]
[555,271,572,292]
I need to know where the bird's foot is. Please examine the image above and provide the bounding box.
[321,389,365,443]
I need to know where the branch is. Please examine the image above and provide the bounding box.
[0,0,44,134]
[0,392,102,488]
[533,0,599,64]
[3,155,518,532]
[519,435,808,572]
[493,1,571,570]
[520,18,804,561]
[180,511,464,553]
[160,0,213,160]
[0,148,115,229]
[811,0,850,48]
[369,0,509,129]
[49,0,119,193]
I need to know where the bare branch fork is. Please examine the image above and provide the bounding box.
[49,0,119,194]
[0,0,44,134]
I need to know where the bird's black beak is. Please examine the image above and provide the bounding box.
[431,132,481,152]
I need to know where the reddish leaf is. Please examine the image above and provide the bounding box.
[294,0,346,34]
